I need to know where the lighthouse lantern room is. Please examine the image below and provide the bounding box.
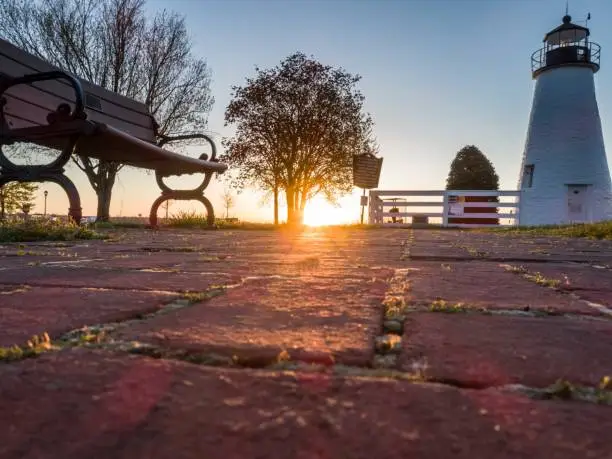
[518,14,612,225]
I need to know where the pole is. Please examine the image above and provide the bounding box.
[442,191,449,228]
[44,190,48,216]
[360,188,366,224]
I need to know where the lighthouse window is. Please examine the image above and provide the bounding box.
[523,165,534,188]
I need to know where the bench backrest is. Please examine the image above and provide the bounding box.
[0,38,156,143]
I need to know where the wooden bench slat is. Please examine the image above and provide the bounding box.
[1,38,157,142]
[0,39,147,115]
[6,121,227,175]
[1,111,39,129]
[3,93,156,142]
[2,122,82,152]
[79,124,228,175]
[4,78,155,133]
[1,58,155,134]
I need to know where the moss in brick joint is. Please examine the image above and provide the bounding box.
[524,272,561,288]
[374,271,412,369]
[522,377,612,405]
[429,299,468,313]
[0,333,56,362]
[182,286,226,304]
[502,264,561,289]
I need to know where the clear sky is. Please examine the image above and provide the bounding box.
[36,0,612,224]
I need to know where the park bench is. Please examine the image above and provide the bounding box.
[0,38,228,226]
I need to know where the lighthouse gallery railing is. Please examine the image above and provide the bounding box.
[531,41,600,74]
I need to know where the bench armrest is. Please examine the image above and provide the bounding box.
[0,71,85,120]
[157,133,218,161]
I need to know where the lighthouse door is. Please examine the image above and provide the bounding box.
[566,185,589,222]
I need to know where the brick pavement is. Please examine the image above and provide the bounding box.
[1,227,611,458]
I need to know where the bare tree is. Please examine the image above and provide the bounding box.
[223,52,376,225]
[0,0,214,221]
[220,188,234,219]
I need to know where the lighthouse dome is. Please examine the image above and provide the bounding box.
[531,14,600,78]
[544,15,589,45]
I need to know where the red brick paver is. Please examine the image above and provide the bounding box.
[511,262,612,307]
[400,313,612,387]
[404,261,600,315]
[1,350,611,459]
[0,266,240,292]
[0,287,179,347]
[113,274,390,366]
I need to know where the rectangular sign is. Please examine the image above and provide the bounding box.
[447,195,465,215]
[353,154,383,189]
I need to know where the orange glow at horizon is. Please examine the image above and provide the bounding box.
[302,196,357,226]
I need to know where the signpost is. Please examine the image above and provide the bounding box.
[353,153,383,224]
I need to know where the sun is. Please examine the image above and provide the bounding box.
[303,197,354,226]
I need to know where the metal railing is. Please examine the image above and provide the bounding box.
[531,41,600,74]
[368,190,521,228]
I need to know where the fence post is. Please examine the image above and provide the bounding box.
[368,191,378,224]
[375,194,383,224]
[442,191,449,227]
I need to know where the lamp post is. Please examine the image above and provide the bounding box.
[44,190,48,216]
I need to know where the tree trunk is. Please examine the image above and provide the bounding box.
[94,163,118,222]
[285,186,298,225]
[285,188,305,226]
[75,158,120,223]
[299,192,308,225]
[290,190,304,225]
[96,180,114,222]
[273,185,279,225]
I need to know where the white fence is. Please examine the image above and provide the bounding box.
[368,190,521,228]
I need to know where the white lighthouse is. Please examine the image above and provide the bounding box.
[518,14,612,225]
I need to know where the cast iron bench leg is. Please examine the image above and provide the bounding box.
[149,137,219,229]
[0,133,83,224]
[149,190,214,228]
